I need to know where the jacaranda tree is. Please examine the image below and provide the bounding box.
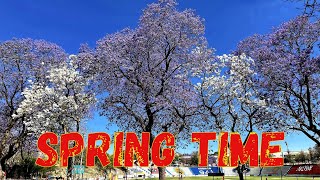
[237,16,320,145]
[91,0,212,179]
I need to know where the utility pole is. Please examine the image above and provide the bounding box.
[285,141,292,165]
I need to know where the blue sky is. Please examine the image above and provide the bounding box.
[0,0,314,152]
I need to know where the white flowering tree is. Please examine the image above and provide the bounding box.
[14,55,95,177]
[194,54,275,180]
[0,38,67,174]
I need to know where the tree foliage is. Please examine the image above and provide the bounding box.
[237,16,320,145]
[194,54,275,133]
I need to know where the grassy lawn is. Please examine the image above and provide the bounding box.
[149,176,320,180]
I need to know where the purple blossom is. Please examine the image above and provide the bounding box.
[237,16,320,145]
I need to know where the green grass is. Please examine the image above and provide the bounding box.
[149,176,320,180]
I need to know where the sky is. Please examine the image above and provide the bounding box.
[0,0,314,152]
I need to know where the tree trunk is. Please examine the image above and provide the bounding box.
[237,164,244,180]
[65,121,80,179]
[0,143,20,178]
[158,166,166,180]
[67,156,73,179]
[0,159,6,175]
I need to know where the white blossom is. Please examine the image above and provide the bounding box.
[14,56,95,134]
